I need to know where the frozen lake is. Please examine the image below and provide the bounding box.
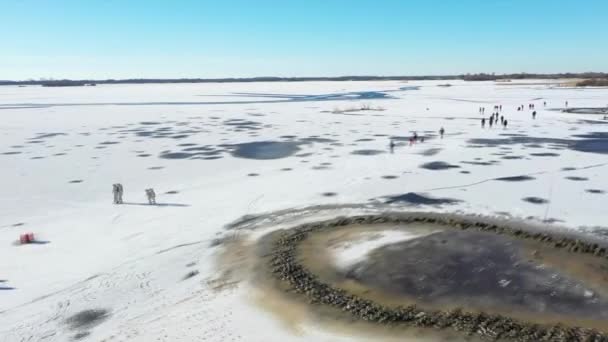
[1,80,608,341]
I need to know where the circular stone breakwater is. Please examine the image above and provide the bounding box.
[267,213,608,341]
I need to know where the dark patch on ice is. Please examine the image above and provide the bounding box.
[419,148,442,156]
[99,141,119,145]
[73,332,90,340]
[140,121,161,125]
[300,137,337,144]
[501,155,525,160]
[177,143,197,147]
[295,153,313,158]
[586,189,605,194]
[384,192,461,206]
[499,133,528,137]
[351,149,386,156]
[247,173,260,177]
[460,171,471,174]
[2,151,21,155]
[522,197,549,204]
[65,309,110,330]
[165,190,179,194]
[348,229,608,320]
[280,135,298,139]
[137,154,151,157]
[280,168,293,171]
[571,139,608,154]
[229,141,300,160]
[355,138,375,142]
[420,161,460,170]
[199,156,223,160]
[148,166,164,170]
[222,119,263,131]
[389,136,413,142]
[69,180,83,184]
[32,133,67,139]
[322,192,337,197]
[53,153,67,156]
[530,152,560,157]
[381,175,399,179]
[12,223,25,227]
[565,176,588,181]
[495,175,535,182]
[563,107,608,115]
[30,156,45,160]
[561,167,577,171]
[469,135,608,155]
[182,146,217,152]
[182,270,200,280]
[460,160,499,166]
[159,152,195,159]
[578,119,608,125]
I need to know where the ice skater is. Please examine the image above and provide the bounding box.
[489,116,494,128]
[145,188,156,205]
[389,139,395,153]
[481,118,486,128]
[503,120,508,129]
[439,127,445,138]
[532,111,537,119]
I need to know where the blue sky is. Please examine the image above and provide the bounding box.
[1,0,607,80]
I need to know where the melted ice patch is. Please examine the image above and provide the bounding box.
[330,230,431,269]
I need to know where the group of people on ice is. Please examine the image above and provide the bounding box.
[112,183,156,205]
[480,101,552,129]
[389,127,445,152]
[481,113,508,128]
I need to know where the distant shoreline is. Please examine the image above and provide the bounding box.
[2,73,607,86]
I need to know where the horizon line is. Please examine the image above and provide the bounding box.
[2,72,607,85]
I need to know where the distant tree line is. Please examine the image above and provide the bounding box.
[576,79,608,87]
[1,73,607,86]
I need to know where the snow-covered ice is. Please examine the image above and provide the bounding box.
[1,80,607,341]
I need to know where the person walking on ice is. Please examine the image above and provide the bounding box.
[112,183,124,204]
[439,127,445,138]
[112,184,119,204]
[146,188,156,205]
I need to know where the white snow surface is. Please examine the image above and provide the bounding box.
[1,80,607,341]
